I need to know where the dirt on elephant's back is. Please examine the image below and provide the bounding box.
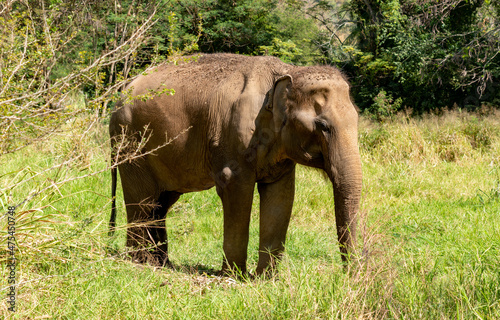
[156,53,288,84]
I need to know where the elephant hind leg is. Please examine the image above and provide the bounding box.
[125,190,181,267]
[119,162,182,266]
[148,190,182,267]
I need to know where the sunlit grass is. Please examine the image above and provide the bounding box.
[1,110,500,318]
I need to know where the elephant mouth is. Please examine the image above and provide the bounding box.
[294,143,325,169]
[300,151,324,169]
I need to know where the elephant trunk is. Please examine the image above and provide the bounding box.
[325,135,362,262]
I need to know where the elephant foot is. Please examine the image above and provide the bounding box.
[255,251,281,277]
[218,261,248,279]
[128,247,172,268]
[150,249,172,268]
[254,266,276,279]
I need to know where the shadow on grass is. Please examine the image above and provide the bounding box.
[168,262,219,276]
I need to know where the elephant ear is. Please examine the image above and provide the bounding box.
[265,74,292,132]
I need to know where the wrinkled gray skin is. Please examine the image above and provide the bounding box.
[109,53,362,275]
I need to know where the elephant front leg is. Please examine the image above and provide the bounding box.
[216,174,255,275]
[256,167,295,275]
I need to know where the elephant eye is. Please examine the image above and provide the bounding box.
[315,119,331,133]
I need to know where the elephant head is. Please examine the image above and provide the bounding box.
[267,68,362,261]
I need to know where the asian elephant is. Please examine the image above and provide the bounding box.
[109,53,362,275]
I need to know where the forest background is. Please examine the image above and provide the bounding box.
[2,0,499,129]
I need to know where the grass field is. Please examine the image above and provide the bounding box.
[1,109,500,319]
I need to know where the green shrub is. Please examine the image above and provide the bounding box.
[367,89,403,122]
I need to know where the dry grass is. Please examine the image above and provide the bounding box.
[360,108,500,164]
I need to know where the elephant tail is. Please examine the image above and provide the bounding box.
[109,164,118,236]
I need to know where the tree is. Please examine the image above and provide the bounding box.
[0,0,160,154]
[168,0,278,55]
[321,0,499,113]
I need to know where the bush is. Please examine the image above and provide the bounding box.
[367,89,402,122]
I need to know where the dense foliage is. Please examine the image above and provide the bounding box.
[1,0,499,130]
[341,0,500,114]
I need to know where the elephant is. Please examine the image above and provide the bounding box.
[108,53,362,275]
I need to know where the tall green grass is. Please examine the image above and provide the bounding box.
[1,110,500,319]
